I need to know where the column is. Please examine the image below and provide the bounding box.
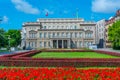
[51,40,53,48]
[67,40,69,48]
[68,40,70,48]
[57,40,58,48]
[35,41,37,48]
[82,40,84,48]
[62,40,64,48]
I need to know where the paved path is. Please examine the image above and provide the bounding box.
[0,50,29,56]
[97,48,120,53]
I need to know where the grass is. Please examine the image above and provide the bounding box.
[0,50,8,52]
[32,52,119,58]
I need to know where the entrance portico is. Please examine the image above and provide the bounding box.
[51,38,70,48]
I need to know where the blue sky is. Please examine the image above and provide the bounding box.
[0,0,120,31]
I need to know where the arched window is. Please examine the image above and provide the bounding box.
[44,26,46,29]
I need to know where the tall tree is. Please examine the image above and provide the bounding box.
[0,28,7,48]
[108,20,120,49]
[5,30,21,47]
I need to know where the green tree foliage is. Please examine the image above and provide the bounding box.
[108,20,120,50]
[0,28,7,48]
[5,30,21,47]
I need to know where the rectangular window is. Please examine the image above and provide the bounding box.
[89,33,91,38]
[85,42,88,47]
[40,33,42,38]
[48,32,51,38]
[32,42,33,47]
[53,33,55,38]
[62,32,64,37]
[44,26,46,29]
[44,42,46,48]
[75,32,77,38]
[44,32,46,38]
[57,32,59,37]
[66,32,68,38]
[48,42,50,47]
[79,41,82,47]
[40,42,42,47]
[79,33,82,38]
[85,33,88,38]
[75,41,77,48]
[35,42,37,47]
[29,42,30,47]
[31,33,33,38]
[75,26,77,29]
[90,33,92,38]
[33,33,35,38]
[29,33,31,38]
[70,26,72,29]
[70,33,72,38]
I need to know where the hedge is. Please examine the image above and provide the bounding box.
[0,49,120,67]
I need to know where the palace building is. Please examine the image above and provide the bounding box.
[21,18,96,49]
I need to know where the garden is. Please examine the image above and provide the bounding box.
[32,52,119,58]
[0,49,120,79]
[0,67,120,80]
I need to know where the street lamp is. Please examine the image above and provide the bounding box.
[5,35,11,51]
[8,35,11,51]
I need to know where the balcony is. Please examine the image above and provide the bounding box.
[27,37,37,40]
[49,35,71,39]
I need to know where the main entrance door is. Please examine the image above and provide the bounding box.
[63,40,68,48]
[58,40,62,48]
[52,40,69,48]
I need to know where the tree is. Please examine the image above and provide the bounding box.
[5,29,21,47]
[108,20,120,50]
[0,28,7,48]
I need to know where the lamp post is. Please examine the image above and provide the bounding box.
[6,35,11,51]
[8,35,11,50]
[5,35,11,51]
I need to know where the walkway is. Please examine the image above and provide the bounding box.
[0,50,29,56]
[97,48,120,53]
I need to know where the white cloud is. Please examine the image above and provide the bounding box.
[43,9,54,15]
[2,16,8,23]
[92,0,120,13]
[11,0,40,14]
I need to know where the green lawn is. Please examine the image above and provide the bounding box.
[0,50,8,52]
[32,52,119,58]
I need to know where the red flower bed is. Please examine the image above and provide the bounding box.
[0,67,120,80]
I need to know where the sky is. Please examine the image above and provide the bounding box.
[0,0,120,31]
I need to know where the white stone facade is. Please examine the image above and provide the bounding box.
[96,19,106,48]
[21,18,96,49]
